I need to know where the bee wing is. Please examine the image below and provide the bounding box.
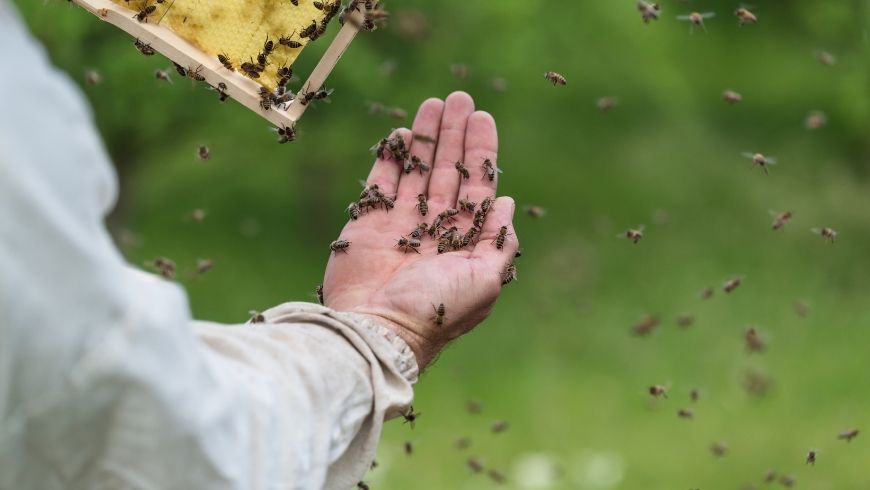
[810,227,822,235]
[766,156,778,164]
[676,14,692,20]
[638,225,646,232]
[741,151,755,160]
[768,209,781,217]
[496,167,504,174]
[702,12,716,18]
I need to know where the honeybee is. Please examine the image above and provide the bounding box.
[381,195,395,211]
[217,53,234,71]
[402,405,421,428]
[455,161,470,180]
[248,310,266,323]
[299,88,317,106]
[432,303,446,326]
[699,286,714,300]
[134,3,157,22]
[154,69,172,84]
[315,284,324,305]
[488,470,505,484]
[677,408,694,419]
[816,49,836,66]
[289,0,298,5]
[190,208,206,222]
[347,202,360,220]
[722,89,742,104]
[275,124,297,144]
[240,61,261,79]
[793,300,810,318]
[356,482,369,490]
[454,437,471,450]
[677,11,715,33]
[710,441,728,457]
[416,194,428,216]
[262,37,274,54]
[633,314,659,336]
[472,209,486,230]
[279,35,303,48]
[450,63,469,80]
[637,1,661,23]
[459,196,476,213]
[763,470,777,483]
[409,222,428,239]
[676,313,694,328]
[744,327,765,353]
[770,210,793,230]
[501,262,518,285]
[482,158,501,181]
[411,155,429,173]
[195,258,214,275]
[544,71,567,86]
[437,238,449,254]
[480,196,494,214]
[492,225,511,250]
[440,208,460,225]
[258,87,272,111]
[734,7,757,25]
[742,152,777,175]
[330,239,350,254]
[806,450,816,465]
[396,237,421,254]
[84,69,102,86]
[467,457,484,473]
[461,227,478,247]
[134,38,156,56]
[186,65,206,82]
[805,110,827,130]
[779,475,796,488]
[388,107,407,120]
[300,20,318,39]
[649,384,668,398]
[171,62,188,77]
[723,276,742,293]
[622,226,644,244]
[197,145,210,161]
[149,256,176,278]
[743,369,772,397]
[490,77,508,93]
[689,388,700,402]
[596,96,618,113]
[838,428,859,442]
[404,441,413,455]
[811,227,837,243]
[491,420,508,433]
[524,206,545,218]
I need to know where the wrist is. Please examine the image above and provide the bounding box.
[353,310,441,370]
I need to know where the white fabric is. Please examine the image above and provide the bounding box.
[0,3,417,489]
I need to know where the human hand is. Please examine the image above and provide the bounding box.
[322,92,519,370]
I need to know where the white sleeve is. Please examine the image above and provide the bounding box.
[0,3,416,489]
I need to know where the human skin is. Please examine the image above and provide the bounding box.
[322,91,520,369]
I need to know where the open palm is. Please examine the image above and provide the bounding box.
[322,92,519,368]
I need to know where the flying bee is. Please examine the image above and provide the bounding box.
[710,442,728,457]
[330,239,351,254]
[455,161,470,180]
[84,69,102,86]
[248,310,266,323]
[742,152,777,175]
[770,210,793,230]
[806,450,816,465]
[677,11,715,33]
[677,408,694,419]
[805,110,827,130]
[467,458,484,473]
[699,286,714,300]
[154,69,172,84]
[347,202,360,220]
[501,261,517,285]
[649,384,668,398]
[315,284,324,305]
[597,96,618,113]
[722,89,742,104]
[523,206,545,218]
[387,107,407,120]
[689,388,700,402]
[402,405,421,428]
[217,53,234,71]
[356,482,369,490]
[637,1,660,23]
[197,145,210,161]
[544,71,567,86]
[744,327,766,353]
[676,313,694,328]
[416,194,428,216]
[793,300,810,318]
[633,314,659,336]
[481,158,501,181]
[493,225,512,250]
[314,87,334,101]
[779,475,796,488]
[723,276,742,293]
[404,441,413,455]
[409,222,428,239]
[763,470,777,483]
[275,124,297,144]
[148,256,176,278]
[455,437,471,450]
[195,258,214,275]
[279,35,303,48]
[491,420,508,433]
[396,237,421,254]
[734,7,757,25]
[432,303,446,326]
[621,226,645,244]
[743,369,772,397]
[811,227,837,243]
[838,428,859,442]
[134,3,157,22]
[449,63,469,80]
[134,38,156,56]
[816,49,836,66]
[459,196,476,213]
[488,470,505,484]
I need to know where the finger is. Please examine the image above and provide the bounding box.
[470,197,519,280]
[397,98,444,202]
[457,111,498,208]
[364,127,410,197]
[427,91,475,210]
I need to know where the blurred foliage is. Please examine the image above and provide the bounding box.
[12,0,870,488]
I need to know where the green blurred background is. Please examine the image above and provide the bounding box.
[13,0,870,488]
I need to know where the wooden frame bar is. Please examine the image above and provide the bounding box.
[71,0,363,126]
